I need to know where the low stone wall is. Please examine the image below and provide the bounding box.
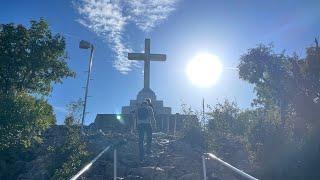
[91,113,198,134]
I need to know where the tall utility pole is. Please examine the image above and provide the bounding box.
[79,40,95,133]
[202,98,205,128]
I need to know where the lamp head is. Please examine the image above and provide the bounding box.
[79,40,91,49]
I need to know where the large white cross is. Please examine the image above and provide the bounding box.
[128,39,166,89]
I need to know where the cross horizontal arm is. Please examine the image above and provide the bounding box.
[149,54,166,61]
[128,53,166,61]
[128,53,146,60]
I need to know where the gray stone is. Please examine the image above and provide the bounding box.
[130,166,167,180]
[178,173,201,180]
[125,175,143,180]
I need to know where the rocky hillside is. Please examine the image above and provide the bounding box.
[81,130,251,180]
[18,126,253,180]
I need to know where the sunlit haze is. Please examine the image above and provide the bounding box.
[1,1,320,179]
[186,53,223,88]
[1,1,318,124]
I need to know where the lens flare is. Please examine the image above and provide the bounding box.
[116,114,125,124]
[186,53,223,87]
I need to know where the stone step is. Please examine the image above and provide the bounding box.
[82,133,240,180]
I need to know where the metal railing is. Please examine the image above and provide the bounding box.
[70,132,257,180]
[70,145,112,180]
[202,155,207,180]
[70,141,124,180]
[113,149,117,180]
[202,153,259,180]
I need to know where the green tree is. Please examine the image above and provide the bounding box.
[180,103,201,133]
[238,42,320,126]
[0,19,74,179]
[207,100,247,136]
[64,99,83,126]
[0,92,56,179]
[51,126,89,180]
[51,100,89,180]
[0,19,74,149]
[238,44,292,125]
[237,41,320,179]
[0,18,74,95]
[0,93,55,150]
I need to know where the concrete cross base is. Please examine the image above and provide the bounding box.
[122,88,171,115]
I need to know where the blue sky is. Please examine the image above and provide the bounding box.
[1,0,319,124]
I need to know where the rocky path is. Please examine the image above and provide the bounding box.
[82,132,208,180]
[17,127,253,179]
[81,129,252,180]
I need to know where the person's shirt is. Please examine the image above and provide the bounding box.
[136,104,155,125]
[148,102,154,111]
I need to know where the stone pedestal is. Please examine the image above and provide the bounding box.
[92,88,198,133]
[122,88,171,115]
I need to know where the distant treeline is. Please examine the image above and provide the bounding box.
[182,40,320,179]
[1,18,320,179]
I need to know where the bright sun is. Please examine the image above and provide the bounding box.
[186,53,223,87]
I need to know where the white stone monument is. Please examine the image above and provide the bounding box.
[93,38,197,133]
[122,38,171,115]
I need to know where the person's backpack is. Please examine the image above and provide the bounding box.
[137,106,149,121]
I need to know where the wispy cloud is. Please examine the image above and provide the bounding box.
[53,106,68,114]
[127,0,178,32]
[75,0,179,74]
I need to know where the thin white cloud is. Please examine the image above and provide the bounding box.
[75,0,179,74]
[53,106,68,114]
[127,0,178,32]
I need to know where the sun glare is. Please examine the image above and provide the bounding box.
[186,53,223,87]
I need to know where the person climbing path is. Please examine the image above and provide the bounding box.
[136,98,156,161]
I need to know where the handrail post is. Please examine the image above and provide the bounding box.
[114,149,117,180]
[202,155,207,180]
[161,118,163,132]
[174,116,177,136]
[167,117,170,133]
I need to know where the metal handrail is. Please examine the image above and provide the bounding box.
[70,145,111,180]
[113,149,117,180]
[70,137,258,180]
[205,153,259,180]
[202,155,207,180]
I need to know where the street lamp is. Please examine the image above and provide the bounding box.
[79,40,95,133]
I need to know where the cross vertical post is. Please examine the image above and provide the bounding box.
[128,38,166,90]
[144,39,150,89]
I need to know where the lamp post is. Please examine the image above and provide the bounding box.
[202,98,205,128]
[79,40,95,133]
